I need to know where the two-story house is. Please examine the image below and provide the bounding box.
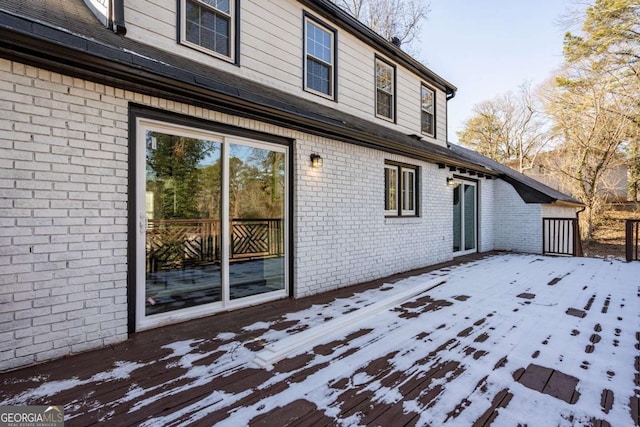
[0,0,582,371]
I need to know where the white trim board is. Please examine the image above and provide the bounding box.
[253,277,446,370]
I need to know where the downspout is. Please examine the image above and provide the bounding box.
[445,87,455,144]
[445,87,456,101]
[112,0,127,35]
[575,206,586,257]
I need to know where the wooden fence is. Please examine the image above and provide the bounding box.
[626,219,640,262]
[543,218,582,257]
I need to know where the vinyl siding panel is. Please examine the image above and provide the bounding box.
[123,0,451,144]
[395,67,420,134]
[436,89,447,143]
[394,71,448,147]
[336,36,373,114]
[125,0,178,54]
[241,0,301,88]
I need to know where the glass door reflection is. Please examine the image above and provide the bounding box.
[463,184,476,251]
[145,131,222,315]
[452,181,477,254]
[228,144,286,299]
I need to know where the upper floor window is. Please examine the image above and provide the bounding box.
[421,85,435,137]
[385,162,418,217]
[375,57,395,121]
[304,16,336,99]
[182,0,236,61]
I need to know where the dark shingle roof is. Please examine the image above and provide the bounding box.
[448,144,583,207]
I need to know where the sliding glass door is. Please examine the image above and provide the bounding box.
[452,181,477,254]
[136,119,288,330]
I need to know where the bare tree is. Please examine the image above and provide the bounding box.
[457,83,552,173]
[546,0,640,239]
[564,0,640,91]
[331,0,429,50]
[544,63,637,239]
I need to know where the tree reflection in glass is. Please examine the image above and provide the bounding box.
[145,131,222,315]
[228,144,286,299]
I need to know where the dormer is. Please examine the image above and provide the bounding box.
[83,0,126,34]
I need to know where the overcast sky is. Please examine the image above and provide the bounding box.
[419,0,583,143]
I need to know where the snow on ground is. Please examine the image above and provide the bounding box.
[2,254,639,426]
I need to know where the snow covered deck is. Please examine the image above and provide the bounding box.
[1,254,638,426]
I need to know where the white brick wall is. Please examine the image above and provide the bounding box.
[0,60,129,371]
[491,181,577,254]
[491,180,543,253]
[1,57,564,370]
[0,58,460,370]
[478,178,495,252]
[293,139,453,298]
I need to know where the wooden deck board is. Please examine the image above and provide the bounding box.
[1,253,638,426]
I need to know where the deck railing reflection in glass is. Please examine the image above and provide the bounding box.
[146,218,284,273]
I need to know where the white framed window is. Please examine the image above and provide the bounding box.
[401,168,416,215]
[384,164,398,215]
[375,57,395,121]
[181,0,236,61]
[421,84,435,137]
[304,15,335,98]
[385,162,418,217]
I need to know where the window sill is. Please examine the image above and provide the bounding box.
[376,113,395,123]
[180,40,236,65]
[303,87,335,101]
[384,216,421,225]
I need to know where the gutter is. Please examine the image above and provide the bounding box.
[446,87,455,100]
[552,200,586,209]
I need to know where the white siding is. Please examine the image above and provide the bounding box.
[123,0,450,146]
[435,89,448,143]
[125,0,177,53]
[542,205,578,219]
[336,31,374,115]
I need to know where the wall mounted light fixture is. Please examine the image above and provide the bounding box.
[310,153,323,168]
[446,177,459,188]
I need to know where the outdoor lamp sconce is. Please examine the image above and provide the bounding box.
[310,153,323,168]
[447,178,459,188]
